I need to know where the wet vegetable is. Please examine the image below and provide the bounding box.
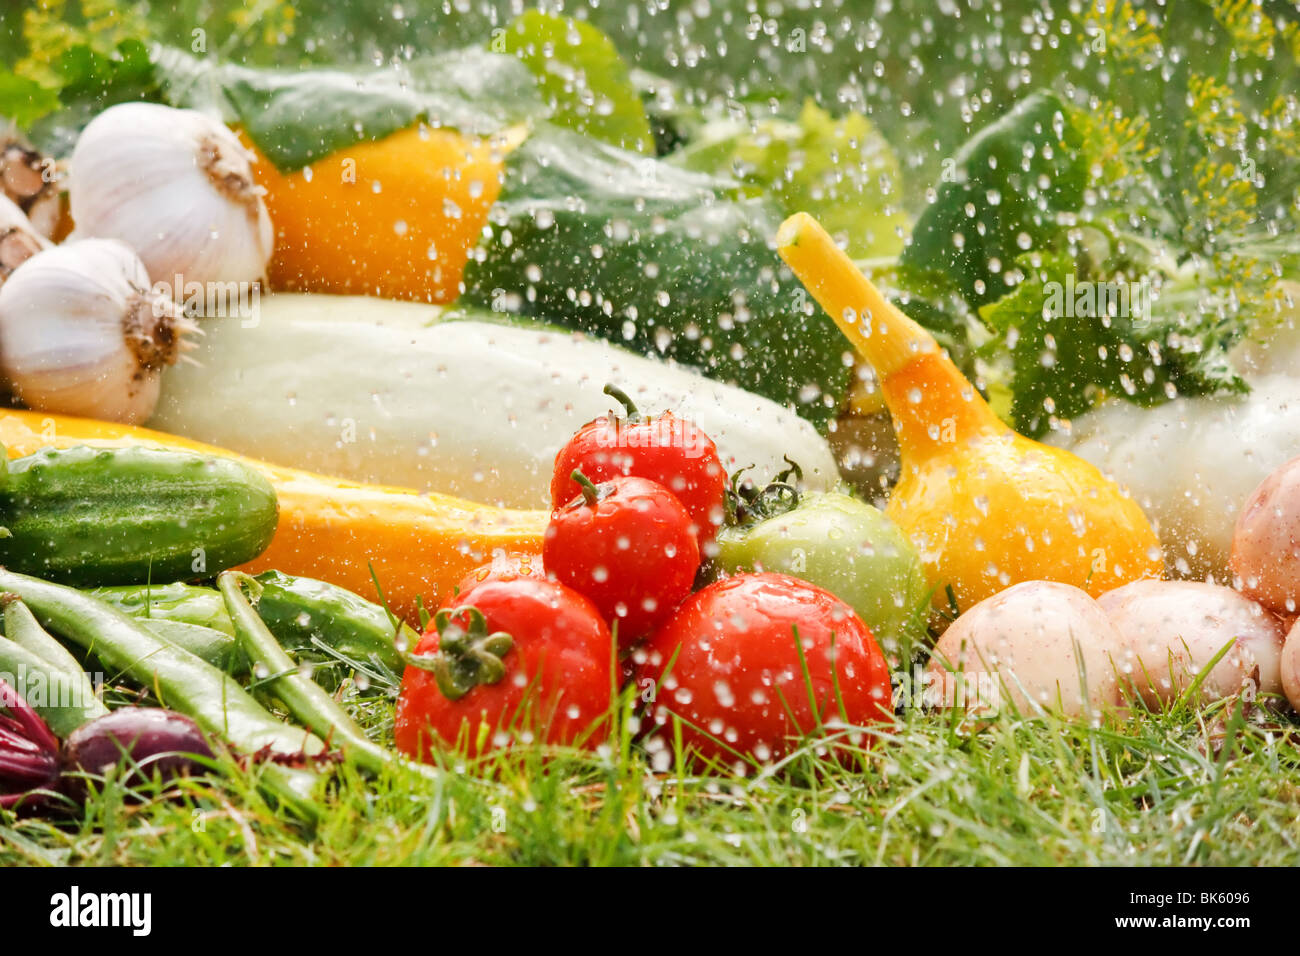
[778,212,1163,611]
[710,477,929,665]
[135,619,246,675]
[93,582,236,635]
[98,572,417,687]
[545,472,699,649]
[1231,454,1300,616]
[928,581,1126,720]
[245,126,508,303]
[0,239,192,424]
[0,407,545,622]
[1059,372,1300,579]
[460,125,854,426]
[0,675,60,809]
[448,552,546,605]
[395,576,613,760]
[550,385,728,546]
[0,568,326,760]
[218,572,437,782]
[0,443,277,586]
[148,293,839,510]
[62,708,213,800]
[635,572,893,768]
[1282,621,1300,714]
[241,570,415,682]
[1098,580,1284,707]
[0,594,107,737]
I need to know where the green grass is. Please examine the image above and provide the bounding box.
[4,682,1299,866]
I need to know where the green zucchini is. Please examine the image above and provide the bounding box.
[0,445,278,587]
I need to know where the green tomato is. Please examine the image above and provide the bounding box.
[711,491,930,664]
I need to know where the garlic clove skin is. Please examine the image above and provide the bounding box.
[0,138,63,239]
[0,238,195,424]
[0,194,51,283]
[68,103,273,298]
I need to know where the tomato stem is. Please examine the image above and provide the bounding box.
[571,469,601,507]
[724,459,803,527]
[602,383,642,423]
[411,606,515,701]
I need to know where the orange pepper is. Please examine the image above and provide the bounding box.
[244,125,521,303]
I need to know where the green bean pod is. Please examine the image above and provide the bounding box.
[96,573,414,691]
[137,618,247,675]
[0,569,326,760]
[0,633,107,738]
[0,594,109,736]
[219,572,439,783]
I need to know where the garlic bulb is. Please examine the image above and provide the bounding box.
[0,137,63,239]
[0,239,196,423]
[0,194,50,282]
[69,103,273,295]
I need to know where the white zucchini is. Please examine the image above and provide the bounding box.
[149,294,839,508]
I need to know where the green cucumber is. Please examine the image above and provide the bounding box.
[0,445,278,587]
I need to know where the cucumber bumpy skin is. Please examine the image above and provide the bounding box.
[0,445,278,587]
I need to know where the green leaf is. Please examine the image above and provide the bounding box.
[153,45,543,171]
[0,70,61,130]
[494,10,653,156]
[673,100,909,259]
[979,252,1247,438]
[902,90,1087,309]
[460,125,852,428]
[23,39,160,156]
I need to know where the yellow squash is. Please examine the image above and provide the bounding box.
[777,213,1163,612]
[0,410,546,621]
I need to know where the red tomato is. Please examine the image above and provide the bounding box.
[545,473,699,650]
[445,551,545,604]
[633,573,893,769]
[550,385,727,544]
[394,577,613,761]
